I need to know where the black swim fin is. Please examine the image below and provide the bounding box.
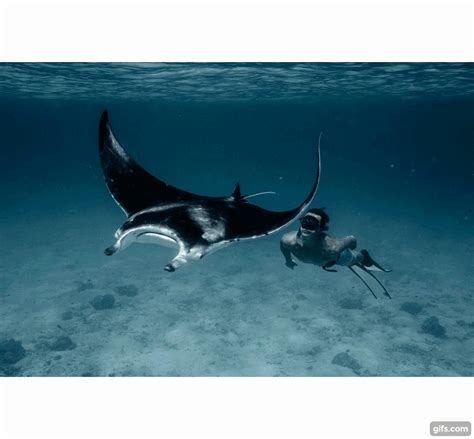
[348,266,378,299]
[360,249,392,272]
[322,260,337,272]
[349,264,392,299]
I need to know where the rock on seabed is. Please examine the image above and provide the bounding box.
[332,352,362,372]
[50,336,77,351]
[421,316,447,338]
[0,339,26,365]
[91,294,115,310]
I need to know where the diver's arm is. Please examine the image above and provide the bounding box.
[280,236,298,269]
[341,235,357,250]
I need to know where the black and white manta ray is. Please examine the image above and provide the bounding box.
[98,110,321,272]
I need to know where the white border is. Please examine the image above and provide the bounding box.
[0,1,473,438]
[0,378,473,438]
[0,0,473,61]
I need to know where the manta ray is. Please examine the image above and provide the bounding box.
[98,110,321,272]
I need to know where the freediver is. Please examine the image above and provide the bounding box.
[280,208,392,298]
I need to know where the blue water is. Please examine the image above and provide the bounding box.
[0,63,473,376]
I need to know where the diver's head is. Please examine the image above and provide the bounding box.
[299,208,329,237]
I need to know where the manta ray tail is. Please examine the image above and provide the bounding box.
[231,181,277,201]
[243,191,276,200]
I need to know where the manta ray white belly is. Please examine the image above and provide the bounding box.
[108,221,232,272]
[114,225,180,252]
[136,232,177,248]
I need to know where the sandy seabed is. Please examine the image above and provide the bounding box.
[1,195,473,377]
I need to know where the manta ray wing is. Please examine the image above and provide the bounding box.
[227,204,310,240]
[226,133,321,240]
[98,110,218,216]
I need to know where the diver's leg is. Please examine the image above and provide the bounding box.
[335,249,363,267]
[338,249,381,299]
